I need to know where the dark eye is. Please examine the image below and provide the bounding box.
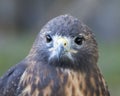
[74,35,85,45]
[46,34,52,43]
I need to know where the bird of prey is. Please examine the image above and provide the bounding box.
[0,14,110,96]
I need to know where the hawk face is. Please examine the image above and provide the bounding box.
[32,15,98,70]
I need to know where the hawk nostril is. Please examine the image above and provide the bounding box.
[64,43,67,46]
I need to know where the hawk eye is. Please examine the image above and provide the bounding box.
[74,35,84,45]
[46,34,52,43]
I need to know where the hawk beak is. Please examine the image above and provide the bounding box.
[56,38,69,58]
[49,37,77,59]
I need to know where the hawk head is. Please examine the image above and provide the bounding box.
[29,15,98,71]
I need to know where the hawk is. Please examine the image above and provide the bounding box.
[0,15,110,96]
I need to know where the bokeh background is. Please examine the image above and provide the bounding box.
[0,0,120,95]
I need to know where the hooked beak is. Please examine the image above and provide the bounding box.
[55,38,68,58]
[49,37,77,59]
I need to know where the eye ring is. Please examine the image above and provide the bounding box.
[74,35,85,45]
[46,34,52,43]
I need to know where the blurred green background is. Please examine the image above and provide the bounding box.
[0,0,120,96]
